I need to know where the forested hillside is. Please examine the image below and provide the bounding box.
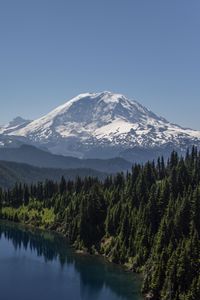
[0,147,199,300]
[0,160,106,188]
[0,144,131,173]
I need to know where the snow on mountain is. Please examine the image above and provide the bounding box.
[4,92,200,158]
[0,117,31,135]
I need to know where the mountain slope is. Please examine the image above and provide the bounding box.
[0,160,106,189]
[0,117,31,135]
[4,92,200,158]
[0,144,131,173]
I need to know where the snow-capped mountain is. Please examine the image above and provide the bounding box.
[3,92,200,159]
[0,117,31,135]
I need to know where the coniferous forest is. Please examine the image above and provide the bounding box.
[0,147,200,300]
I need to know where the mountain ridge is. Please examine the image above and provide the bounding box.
[0,144,131,173]
[1,92,200,159]
[0,117,31,135]
[0,159,107,189]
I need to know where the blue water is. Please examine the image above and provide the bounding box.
[0,221,142,300]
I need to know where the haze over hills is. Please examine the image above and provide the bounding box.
[1,92,200,160]
[0,160,107,189]
[0,144,131,173]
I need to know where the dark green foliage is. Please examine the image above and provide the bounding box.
[0,148,200,300]
[0,160,107,188]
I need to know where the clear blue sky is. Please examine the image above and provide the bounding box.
[0,0,200,129]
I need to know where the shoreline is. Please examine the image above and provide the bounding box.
[0,218,145,299]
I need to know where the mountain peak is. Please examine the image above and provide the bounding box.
[0,116,31,135]
[44,91,133,123]
[3,92,200,158]
[8,116,30,127]
[65,91,127,105]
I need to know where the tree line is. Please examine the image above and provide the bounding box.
[0,147,200,300]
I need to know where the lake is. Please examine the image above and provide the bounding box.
[0,221,142,300]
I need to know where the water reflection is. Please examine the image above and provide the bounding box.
[0,221,142,300]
